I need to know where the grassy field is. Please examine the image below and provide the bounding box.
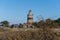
[0,28,60,40]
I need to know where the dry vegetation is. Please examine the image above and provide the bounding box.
[0,28,59,40]
[0,18,60,40]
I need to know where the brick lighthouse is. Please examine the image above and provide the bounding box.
[27,10,33,28]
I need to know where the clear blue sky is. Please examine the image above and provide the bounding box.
[0,0,60,24]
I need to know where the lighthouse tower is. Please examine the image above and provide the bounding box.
[27,10,33,28]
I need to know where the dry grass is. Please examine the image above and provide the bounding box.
[0,28,59,40]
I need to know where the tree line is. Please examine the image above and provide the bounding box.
[0,18,60,28]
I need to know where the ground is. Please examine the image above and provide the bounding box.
[0,27,60,40]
